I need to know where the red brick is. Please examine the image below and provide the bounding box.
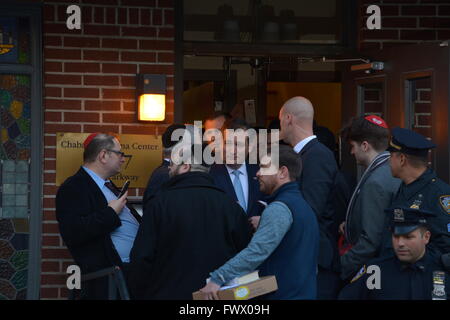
[94,7,104,24]
[44,135,56,145]
[64,37,100,48]
[45,87,62,97]
[41,274,66,285]
[378,5,400,16]
[43,159,56,170]
[402,6,436,16]
[43,223,60,234]
[102,38,137,49]
[122,125,158,134]
[362,29,398,40]
[122,26,157,37]
[140,39,174,50]
[44,172,56,183]
[44,36,62,47]
[129,8,139,24]
[40,288,59,299]
[438,30,450,40]
[141,8,151,25]
[123,101,135,112]
[84,75,119,86]
[82,0,119,4]
[414,103,432,113]
[102,63,137,74]
[45,74,82,85]
[439,6,450,15]
[84,25,120,36]
[43,199,55,209]
[158,27,174,38]
[121,76,136,87]
[106,7,116,24]
[381,42,417,49]
[65,62,100,73]
[420,17,450,28]
[44,185,58,194]
[122,0,156,5]
[118,8,127,24]
[158,52,174,63]
[153,9,162,25]
[43,211,56,222]
[103,113,136,123]
[416,114,432,126]
[60,287,70,299]
[42,261,60,272]
[44,23,76,34]
[45,99,82,110]
[121,51,156,62]
[382,17,417,28]
[56,5,68,23]
[84,125,120,132]
[84,100,121,111]
[103,89,135,100]
[400,30,436,41]
[45,61,62,73]
[64,88,100,99]
[164,9,174,25]
[45,111,62,122]
[44,4,55,22]
[139,64,174,74]
[45,48,82,60]
[65,112,100,122]
[82,6,93,24]
[84,50,119,61]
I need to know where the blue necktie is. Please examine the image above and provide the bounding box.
[232,170,247,212]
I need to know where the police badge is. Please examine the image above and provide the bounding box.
[432,271,446,300]
[394,209,404,222]
[439,196,450,214]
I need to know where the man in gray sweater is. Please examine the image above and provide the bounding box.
[339,115,401,281]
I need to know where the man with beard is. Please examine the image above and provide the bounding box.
[199,145,319,300]
[128,139,252,300]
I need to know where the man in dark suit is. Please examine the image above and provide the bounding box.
[209,119,265,219]
[279,96,340,299]
[143,124,186,207]
[56,133,139,299]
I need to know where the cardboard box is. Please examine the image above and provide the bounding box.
[192,276,277,300]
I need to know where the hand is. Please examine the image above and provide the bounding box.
[249,216,260,231]
[108,191,128,214]
[339,222,346,235]
[199,281,221,300]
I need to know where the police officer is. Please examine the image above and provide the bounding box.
[381,127,450,261]
[338,206,449,300]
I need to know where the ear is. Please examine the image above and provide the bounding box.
[399,153,407,166]
[279,166,289,180]
[361,141,370,152]
[423,230,431,244]
[98,149,108,164]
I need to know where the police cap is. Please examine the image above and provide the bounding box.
[385,206,435,236]
[387,127,436,157]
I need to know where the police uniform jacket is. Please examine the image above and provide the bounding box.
[339,250,450,300]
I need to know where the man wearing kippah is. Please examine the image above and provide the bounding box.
[339,115,401,282]
[381,128,450,263]
[339,207,449,300]
[56,133,140,299]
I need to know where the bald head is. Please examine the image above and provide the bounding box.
[281,96,314,122]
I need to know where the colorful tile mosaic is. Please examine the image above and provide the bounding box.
[0,240,14,260]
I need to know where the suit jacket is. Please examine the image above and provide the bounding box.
[297,138,339,270]
[143,160,170,207]
[209,163,265,217]
[55,167,123,299]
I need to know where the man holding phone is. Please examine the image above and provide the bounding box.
[56,133,140,299]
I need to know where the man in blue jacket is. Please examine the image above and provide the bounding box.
[199,145,320,299]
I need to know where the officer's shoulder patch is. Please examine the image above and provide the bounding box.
[439,195,450,214]
[350,265,367,283]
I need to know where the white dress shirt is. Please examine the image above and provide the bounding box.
[226,163,249,206]
[293,135,317,154]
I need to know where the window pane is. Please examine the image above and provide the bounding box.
[0,17,30,64]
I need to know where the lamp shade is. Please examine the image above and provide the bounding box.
[138,93,165,121]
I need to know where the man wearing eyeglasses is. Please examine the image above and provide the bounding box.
[56,133,141,299]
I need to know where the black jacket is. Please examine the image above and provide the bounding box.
[55,167,123,299]
[129,171,253,300]
[142,160,170,207]
[297,138,339,270]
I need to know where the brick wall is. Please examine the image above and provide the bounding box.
[359,0,450,51]
[41,0,174,299]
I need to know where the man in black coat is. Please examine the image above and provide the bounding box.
[142,123,186,206]
[56,133,136,299]
[279,96,340,299]
[129,142,253,300]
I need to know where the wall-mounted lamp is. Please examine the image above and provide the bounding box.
[137,74,166,121]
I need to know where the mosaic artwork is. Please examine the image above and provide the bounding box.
[0,17,30,64]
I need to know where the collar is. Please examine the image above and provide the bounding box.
[401,168,437,200]
[398,251,430,273]
[226,162,247,176]
[82,166,108,191]
[266,181,299,204]
[293,135,317,153]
